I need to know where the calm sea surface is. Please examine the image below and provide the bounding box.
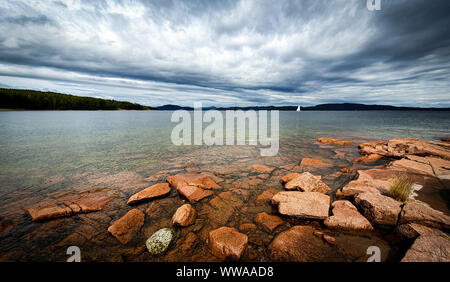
[0,111,449,197]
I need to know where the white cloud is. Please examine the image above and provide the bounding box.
[0,0,449,107]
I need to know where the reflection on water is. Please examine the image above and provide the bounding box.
[0,110,449,261]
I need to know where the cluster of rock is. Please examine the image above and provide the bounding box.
[109,172,224,256]
[19,137,450,262]
[24,190,114,221]
[358,137,450,180]
[337,138,450,261]
[267,138,450,262]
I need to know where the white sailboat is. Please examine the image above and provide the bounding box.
[296,106,301,112]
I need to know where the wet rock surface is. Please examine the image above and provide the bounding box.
[254,212,284,232]
[1,137,449,262]
[127,183,170,205]
[176,185,214,203]
[166,173,221,190]
[336,169,391,199]
[272,191,330,220]
[25,191,114,221]
[284,172,331,194]
[401,234,450,262]
[317,138,356,146]
[399,202,450,230]
[107,209,145,244]
[268,226,340,262]
[354,192,402,227]
[209,227,248,261]
[172,204,196,227]
[324,200,373,231]
[146,228,179,256]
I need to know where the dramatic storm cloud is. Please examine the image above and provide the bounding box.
[0,0,449,107]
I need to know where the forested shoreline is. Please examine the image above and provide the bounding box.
[0,88,151,110]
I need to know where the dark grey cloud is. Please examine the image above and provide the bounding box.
[0,0,449,107]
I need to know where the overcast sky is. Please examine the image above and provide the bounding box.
[0,0,449,107]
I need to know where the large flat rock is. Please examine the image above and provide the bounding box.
[399,202,450,231]
[25,191,113,221]
[317,138,355,146]
[284,172,331,194]
[359,138,450,161]
[127,183,170,205]
[272,191,330,220]
[177,185,213,204]
[268,226,340,262]
[336,169,392,199]
[254,212,284,232]
[324,200,373,231]
[401,234,450,262]
[354,192,402,226]
[166,173,221,190]
[209,227,248,261]
[107,209,145,244]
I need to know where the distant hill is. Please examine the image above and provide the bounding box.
[155,105,297,111]
[0,88,152,110]
[155,105,196,111]
[155,103,450,111]
[300,103,450,111]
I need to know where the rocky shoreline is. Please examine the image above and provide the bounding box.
[1,137,449,262]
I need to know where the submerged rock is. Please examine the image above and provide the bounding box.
[204,192,243,225]
[281,173,300,184]
[254,212,284,232]
[239,223,257,233]
[256,189,283,203]
[176,185,213,204]
[272,191,330,220]
[284,172,331,194]
[107,209,145,244]
[300,158,328,166]
[358,141,389,156]
[324,200,373,231]
[340,168,353,174]
[166,173,218,203]
[354,192,402,226]
[25,204,72,222]
[209,227,248,261]
[146,228,179,256]
[353,154,383,163]
[250,165,276,173]
[166,173,221,190]
[268,226,339,262]
[25,191,113,221]
[172,204,196,227]
[317,138,355,146]
[127,183,171,205]
[323,234,336,245]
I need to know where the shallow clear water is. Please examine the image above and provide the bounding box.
[0,110,449,262]
[0,110,449,196]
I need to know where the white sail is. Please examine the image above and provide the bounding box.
[296,106,301,112]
